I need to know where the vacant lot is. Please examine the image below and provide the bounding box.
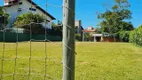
[0,42,142,80]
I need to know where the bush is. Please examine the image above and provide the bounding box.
[14,13,45,34]
[119,31,130,42]
[0,7,9,30]
[75,34,82,41]
[129,25,142,46]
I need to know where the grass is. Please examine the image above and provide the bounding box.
[0,42,142,80]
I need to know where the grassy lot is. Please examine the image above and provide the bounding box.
[0,42,142,80]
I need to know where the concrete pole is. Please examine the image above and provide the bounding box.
[62,0,75,80]
[94,36,96,42]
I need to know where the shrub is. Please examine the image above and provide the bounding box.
[0,7,9,30]
[14,13,45,34]
[119,31,130,42]
[75,34,82,41]
[129,25,142,46]
[83,33,94,41]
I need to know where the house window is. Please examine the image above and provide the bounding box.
[29,8,36,11]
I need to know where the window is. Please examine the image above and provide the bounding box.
[29,8,36,11]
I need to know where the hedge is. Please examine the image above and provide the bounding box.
[119,31,130,42]
[129,25,142,46]
[0,32,62,42]
[75,34,82,41]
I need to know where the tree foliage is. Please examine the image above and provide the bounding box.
[14,13,45,34]
[75,34,82,41]
[51,21,63,36]
[98,0,133,35]
[52,21,62,33]
[119,31,130,42]
[84,32,94,41]
[95,27,102,34]
[0,7,9,29]
[129,25,142,46]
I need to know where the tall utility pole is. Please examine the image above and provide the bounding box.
[62,0,75,80]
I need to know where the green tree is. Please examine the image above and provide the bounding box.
[119,21,134,31]
[98,0,133,40]
[52,21,62,33]
[75,34,82,41]
[0,7,9,30]
[118,22,134,42]
[95,27,102,34]
[84,32,94,41]
[57,20,62,25]
[51,21,63,36]
[14,13,45,34]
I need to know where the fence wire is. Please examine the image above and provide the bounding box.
[0,0,76,80]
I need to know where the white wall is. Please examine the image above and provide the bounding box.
[4,0,53,29]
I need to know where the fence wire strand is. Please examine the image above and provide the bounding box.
[12,3,20,80]
[44,0,48,80]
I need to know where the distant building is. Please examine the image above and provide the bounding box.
[87,26,94,30]
[82,26,103,42]
[3,0,55,29]
[82,26,96,41]
[82,26,96,33]
[75,20,83,34]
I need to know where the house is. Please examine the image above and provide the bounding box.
[82,26,121,42]
[82,26,103,42]
[82,26,96,33]
[3,0,55,29]
[82,26,96,41]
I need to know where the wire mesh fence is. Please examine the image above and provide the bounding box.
[1,0,142,80]
[0,0,65,80]
[0,42,63,80]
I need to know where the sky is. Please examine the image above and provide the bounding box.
[0,0,142,29]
